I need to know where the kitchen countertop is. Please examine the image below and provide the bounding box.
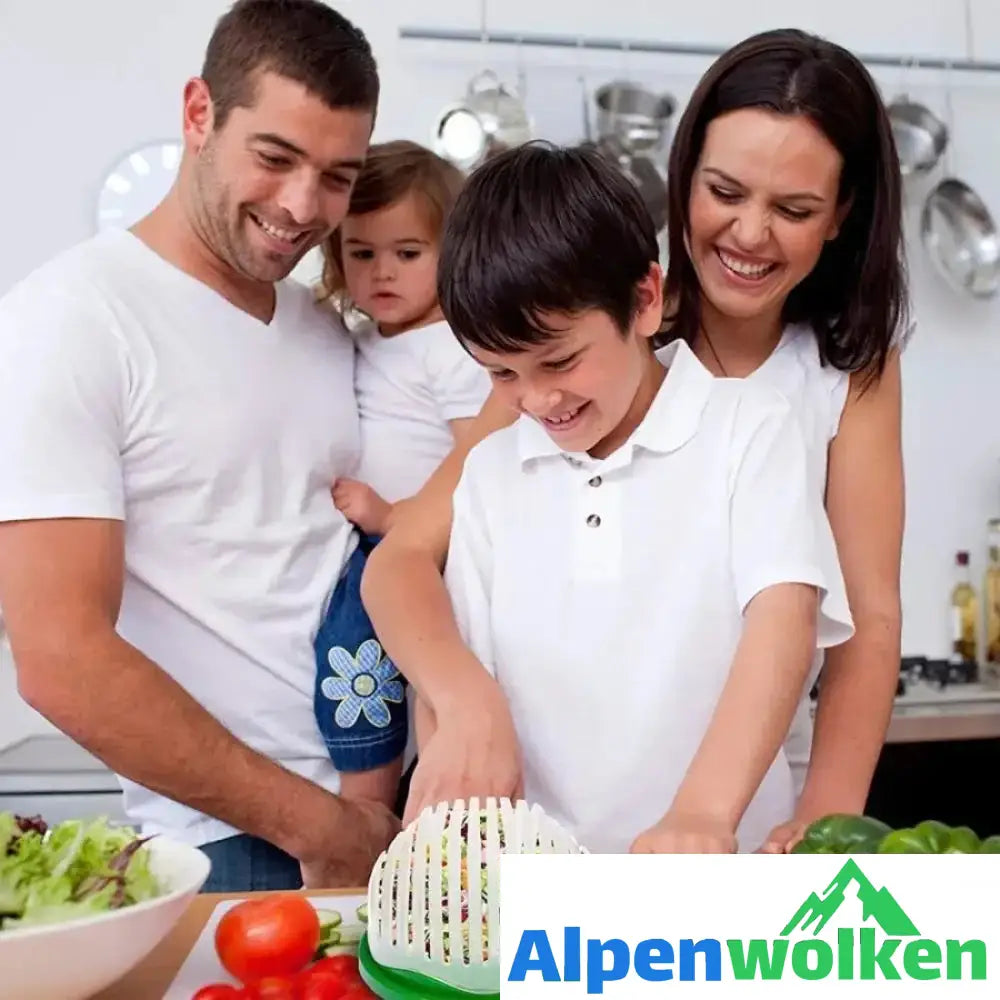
[94,887,360,1000]
[887,697,1000,742]
[880,679,1000,743]
[79,684,1000,997]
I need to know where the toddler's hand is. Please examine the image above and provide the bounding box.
[630,810,738,854]
[332,478,391,536]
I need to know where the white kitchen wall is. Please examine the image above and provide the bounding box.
[2,0,1000,665]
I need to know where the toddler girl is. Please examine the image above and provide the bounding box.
[313,141,490,810]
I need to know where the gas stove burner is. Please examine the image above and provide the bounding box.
[810,655,980,703]
[900,655,978,690]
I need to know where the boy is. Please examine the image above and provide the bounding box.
[431,143,853,853]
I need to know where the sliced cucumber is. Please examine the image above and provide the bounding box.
[319,943,359,958]
[356,902,368,923]
[336,923,363,945]
[315,908,342,928]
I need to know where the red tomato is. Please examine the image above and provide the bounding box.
[192,986,244,1000]
[299,954,366,999]
[308,955,361,983]
[339,985,377,999]
[242,977,298,1000]
[215,894,321,984]
[299,978,343,1000]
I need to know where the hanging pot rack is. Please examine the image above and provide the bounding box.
[398,26,1000,75]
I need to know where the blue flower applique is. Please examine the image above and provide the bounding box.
[321,638,404,729]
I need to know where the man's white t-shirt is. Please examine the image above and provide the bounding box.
[443,340,854,854]
[0,230,359,846]
[352,318,491,503]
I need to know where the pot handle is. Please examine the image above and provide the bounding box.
[467,69,502,96]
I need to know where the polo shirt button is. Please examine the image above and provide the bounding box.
[588,476,603,487]
[586,514,601,527]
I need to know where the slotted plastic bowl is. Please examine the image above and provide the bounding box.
[359,797,585,998]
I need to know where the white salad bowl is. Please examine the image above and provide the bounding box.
[0,836,210,1000]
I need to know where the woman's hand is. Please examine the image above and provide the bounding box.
[758,817,809,853]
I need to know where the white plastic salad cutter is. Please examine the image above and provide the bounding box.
[358,797,585,998]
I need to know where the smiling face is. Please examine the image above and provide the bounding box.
[465,268,664,458]
[340,190,442,334]
[687,108,846,326]
[183,70,373,284]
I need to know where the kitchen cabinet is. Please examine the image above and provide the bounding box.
[867,737,999,837]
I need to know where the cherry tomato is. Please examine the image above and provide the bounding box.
[299,954,365,999]
[215,894,321,984]
[299,978,343,1000]
[308,955,361,983]
[192,986,244,1000]
[242,977,298,1000]
[339,984,377,999]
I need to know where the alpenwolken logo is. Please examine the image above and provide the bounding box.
[505,858,989,992]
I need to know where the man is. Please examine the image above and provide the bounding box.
[0,0,399,892]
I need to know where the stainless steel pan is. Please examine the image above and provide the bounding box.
[921,178,1000,298]
[888,96,948,177]
[594,80,675,157]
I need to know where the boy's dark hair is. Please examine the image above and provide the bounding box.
[665,28,907,389]
[320,141,465,306]
[202,0,379,130]
[438,142,659,353]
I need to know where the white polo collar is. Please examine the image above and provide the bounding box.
[516,338,714,467]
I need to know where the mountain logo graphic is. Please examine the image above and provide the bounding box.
[781,858,920,937]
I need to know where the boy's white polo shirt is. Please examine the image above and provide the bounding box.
[444,339,853,854]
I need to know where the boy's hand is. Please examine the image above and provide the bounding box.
[630,810,738,854]
[402,668,523,826]
[332,478,391,536]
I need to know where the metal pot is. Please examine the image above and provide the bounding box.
[888,96,948,177]
[433,70,533,172]
[588,137,668,234]
[921,178,1000,298]
[594,80,675,157]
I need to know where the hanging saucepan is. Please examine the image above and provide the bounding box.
[587,136,668,234]
[887,95,948,177]
[594,80,675,158]
[921,178,1000,298]
[622,154,668,234]
[432,70,533,172]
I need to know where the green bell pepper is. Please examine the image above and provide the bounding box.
[791,813,893,854]
[877,820,981,854]
[979,835,1000,853]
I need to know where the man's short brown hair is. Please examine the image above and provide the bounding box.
[202,0,379,130]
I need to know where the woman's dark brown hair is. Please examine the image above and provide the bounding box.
[664,28,908,387]
[320,140,465,306]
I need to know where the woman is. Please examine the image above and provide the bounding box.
[361,27,906,851]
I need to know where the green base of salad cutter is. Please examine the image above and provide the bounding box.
[358,934,500,1000]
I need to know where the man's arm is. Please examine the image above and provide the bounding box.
[361,390,521,818]
[0,517,396,885]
